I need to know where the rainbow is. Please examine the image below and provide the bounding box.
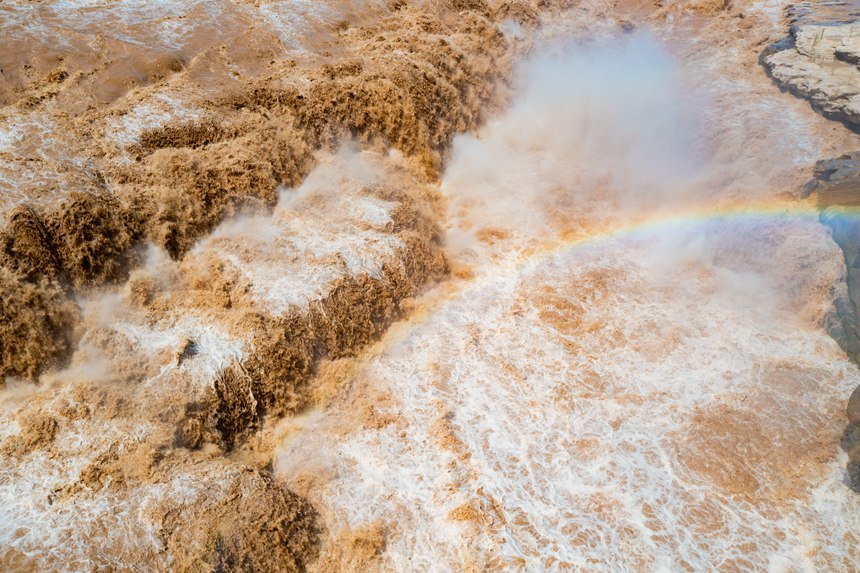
[517,195,860,267]
[374,194,859,350]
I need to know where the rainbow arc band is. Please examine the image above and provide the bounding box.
[386,197,841,340]
[522,197,834,267]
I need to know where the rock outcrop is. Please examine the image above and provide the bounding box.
[798,149,860,490]
[772,0,860,466]
[762,8,860,491]
[803,152,860,360]
[762,22,860,129]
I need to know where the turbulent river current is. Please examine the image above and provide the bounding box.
[2,0,860,571]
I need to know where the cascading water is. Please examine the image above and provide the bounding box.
[2,0,860,571]
[276,29,860,572]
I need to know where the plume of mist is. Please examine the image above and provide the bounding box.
[442,30,707,256]
[440,29,842,320]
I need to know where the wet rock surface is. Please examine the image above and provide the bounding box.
[770,0,860,488]
[760,0,860,131]
[762,22,860,129]
[845,384,860,489]
[796,150,860,489]
[786,0,860,26]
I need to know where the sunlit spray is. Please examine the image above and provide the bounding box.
[277,30,860,571]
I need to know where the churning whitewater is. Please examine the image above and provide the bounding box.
[274,31,860,571]
[2,0,860,571]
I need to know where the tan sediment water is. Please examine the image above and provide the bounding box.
[0,1,540,570]
[279,3,860,572]
[3,0,860,571]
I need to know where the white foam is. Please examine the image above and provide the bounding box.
[106,92,202,150]
[277,31,860,571]
[4,0,210,49]
[192,147,404,316]
[257,0,389,49]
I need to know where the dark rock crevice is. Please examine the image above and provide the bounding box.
[760,0,860,492]
[799,154,860,489]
